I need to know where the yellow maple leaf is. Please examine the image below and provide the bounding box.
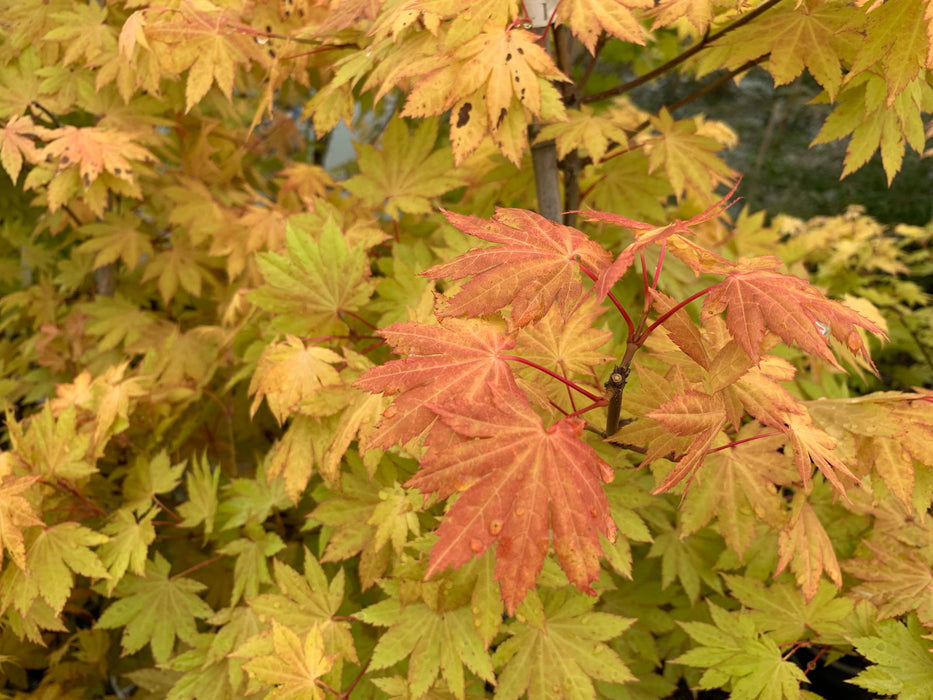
[249,335,346,424]
[536,105,629,163]
[776,496,841,601]
[0,475,44,573]
[647,109,736,201]
[242,622,333,700]
[0,115,49,182]
[555,0,653,52]
[403,24,568,164]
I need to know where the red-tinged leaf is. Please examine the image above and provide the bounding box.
[355,319,518,449]
[409,390,616,614]
[648,390,727,494]
[424,208,612,328]
[776,496,841,601]
[0,476,43,572]
[703,263,885,369]
[785,414,858,495]
[577,181,739,299]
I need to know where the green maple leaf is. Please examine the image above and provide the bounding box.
[217,463,291,532]
[675,603,807,700]
[97,507,156,594]
[850,615,933,699]
[96,552,214,663]
[7,404,94,481]
[248,550,357,666]
[494,589,635,700]
[176,454,220,542]
[218,525,286,605]
[344,117,464,218]
[0,522,109,618]
[250,219,377,337]
[356,593,495,699]
[722,576,853,645]
[121,450,185,514]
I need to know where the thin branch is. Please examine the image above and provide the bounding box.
[170,555,223,581]
[581,0,782,104]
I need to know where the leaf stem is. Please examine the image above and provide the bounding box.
[637,286,714,343]
[501,355,601,402]
[579,263,635,338]
[707,431,782,454]
[170,554,223,581]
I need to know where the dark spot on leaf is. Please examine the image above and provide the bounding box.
[520,88,526,99]
[514,75,519,82]
[505,52,511,61]
[269,48,276,58]
[114,167,121,175]
[456,102,472,128]
[60,155,70,165]
[497,108,507,127]
[517,47,524,54]
[265,25,272,32]
[83,173,90,187]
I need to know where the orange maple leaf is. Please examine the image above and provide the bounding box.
[42,125,153,187]
[776,497,841,601]
[409,390,616,614]
[424,208,612,328]
[356,319,518,449]
[703,262,886,369]
[577,181,739,299]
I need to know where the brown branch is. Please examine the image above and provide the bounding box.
[581,0,783,104]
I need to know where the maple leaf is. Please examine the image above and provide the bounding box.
[42,2,115,68]
[76,216,154,271]
[97,507,156,594]
[250,219,377,337]
[248,335,344,424]
[850,615,933,698]
[176,454,220,542]
[424,208,612,327]
[241,621,333,700]
[647,110,736,201]
[647,389,727,494]
[775,496,841,602]
[711,1,855,100]
[702,260,885,369]
[679,428,791,557]
[846,0,931,105]
[409,389,617,613]
[402,24,568,164]
[0,475,43,573]
[343,117,465,218]
[554,0,652,52]
[356,597,495,699]
[96,553,214,664]
[40,125,154,190]
[219,527,286,605]
[578,181,739,299]
[0,522,109,619]
[494,589,635,699]
[844,539,933,626]
[356,318,518,449]
[674,602,808,698]
[723,576,853,645]
[535,105,630,163]
[249,551,357,666]
[311,457,415,589]
[0,115,49,182]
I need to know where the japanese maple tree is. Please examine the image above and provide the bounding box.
[0,1,932,699]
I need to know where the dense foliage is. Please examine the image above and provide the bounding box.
[0,1,932,698]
